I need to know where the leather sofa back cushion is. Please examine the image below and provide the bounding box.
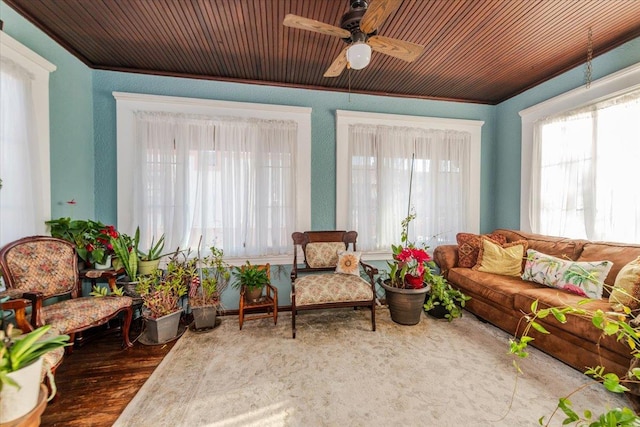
[578,242,640,287]
[493,229,587,261]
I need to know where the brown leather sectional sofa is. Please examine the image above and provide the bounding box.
[434,229,640,377]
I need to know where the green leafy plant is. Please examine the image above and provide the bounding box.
[46,218,119,265]
[423,273,470,321]
[189,246,231,307]
[232,261,270,291]
[136,227,168,262]
[0,324,70,391]
[89,285,124,297]
[110,233,139,281]
[509,298,640,426]
[136,253,192,319]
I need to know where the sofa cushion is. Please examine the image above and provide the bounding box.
[493,229,588,260]
[609,256,640,312]
[522,249,612,299]
[578,242,640,288]
[473,238,528,277]
[513,287,628,357]
[456,232,507,268]
[448,267,543,310]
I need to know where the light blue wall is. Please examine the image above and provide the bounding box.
[494,36,640,229]
[1,1,95,220]
[93,71,496,231]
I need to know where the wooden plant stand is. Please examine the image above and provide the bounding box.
[238,284,278,330]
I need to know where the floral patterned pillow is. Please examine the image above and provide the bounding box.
[305,242,346,268]
[522,249,613,299]
[335,251,361,276]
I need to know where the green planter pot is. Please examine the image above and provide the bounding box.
[381,281,430,325]
[138,259,161,276]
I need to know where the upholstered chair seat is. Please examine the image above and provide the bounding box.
[295,274,374,306]
[40,296,133,334]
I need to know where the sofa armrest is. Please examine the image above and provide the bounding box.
[433,245,459,278]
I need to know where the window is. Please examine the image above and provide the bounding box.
[336,110,483,255]
[0,31,55,247]
[529,89,640,242]
[520,62,640,243]
[115,93,311,262]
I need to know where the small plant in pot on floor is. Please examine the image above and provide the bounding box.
[136,253,191,343]
[423,273,469,321]
[232,261,270,303]
[189,246,231,330]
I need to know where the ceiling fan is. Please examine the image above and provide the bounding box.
[283,0,425,77]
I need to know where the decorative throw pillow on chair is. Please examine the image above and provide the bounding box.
[522,249,613,299]
[335,251,362,276]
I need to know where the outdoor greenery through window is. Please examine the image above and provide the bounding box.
[530,88,640,243]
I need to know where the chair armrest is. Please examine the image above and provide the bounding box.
[21,291,45,329]
[0,298,34,332]
[433,245,459,278]
[360,261,378,285]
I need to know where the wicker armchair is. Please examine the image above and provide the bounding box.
[290,231,377,338]
[0,236,133,350]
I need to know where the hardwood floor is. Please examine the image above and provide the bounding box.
[40,321,176,427]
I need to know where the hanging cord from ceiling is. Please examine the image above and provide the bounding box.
[585,27,593,89]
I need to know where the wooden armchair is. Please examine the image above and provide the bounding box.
[290,231,377,338]
[0,236,134,350]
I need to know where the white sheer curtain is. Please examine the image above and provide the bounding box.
[530,89,640,242]
[0,58,43,246]
[133,112,296,257]
[348,124,471,251]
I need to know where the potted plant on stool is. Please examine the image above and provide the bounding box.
[189,246,231,330]
[232,261,270,303]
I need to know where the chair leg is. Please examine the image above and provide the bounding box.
[371,302,376,331]
[292,305,296,339]
[121,306,133,348]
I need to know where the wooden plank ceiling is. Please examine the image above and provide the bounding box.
[5,0,640,104]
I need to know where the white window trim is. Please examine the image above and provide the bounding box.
[335,109,483,260]
[519,62,640,232]
[0,31,56,234]
[113,92,311,265]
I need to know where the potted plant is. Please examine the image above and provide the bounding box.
[232,261,270,303]
[423,273,469,320]
[0,323,70,423]
[189,246,231,330]
[136,252,191,343]
[135,227,168,276]
[110,233,140,297]
[46,218,119,269]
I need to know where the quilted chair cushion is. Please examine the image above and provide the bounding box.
[42,296,133,334]
[295,274,373,306]
[305,242,346,268]
[5,240,77,296]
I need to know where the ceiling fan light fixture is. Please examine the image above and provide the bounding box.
[346,42,371,70]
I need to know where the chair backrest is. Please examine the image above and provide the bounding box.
[292,231,357,271]
[0,236,79,299]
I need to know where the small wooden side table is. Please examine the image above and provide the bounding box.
[238,284,278,330]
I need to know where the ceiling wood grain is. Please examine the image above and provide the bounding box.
[5,0,640,104]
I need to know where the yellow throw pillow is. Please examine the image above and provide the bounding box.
[609,256,640,312]
[473,238,527,277]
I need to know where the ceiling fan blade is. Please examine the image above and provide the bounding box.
[324,48,348,77]
[283,14,351,38]
[368,35,424,62]
[359,0,403,34]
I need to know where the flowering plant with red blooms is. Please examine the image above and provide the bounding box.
[387,210,438,289]
[45,218,120,266]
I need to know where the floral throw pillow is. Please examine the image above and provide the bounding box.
[522,249,613,299]
[335,250,361,276]
[457,232,508,268]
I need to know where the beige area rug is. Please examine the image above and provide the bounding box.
[114,308,629,427]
